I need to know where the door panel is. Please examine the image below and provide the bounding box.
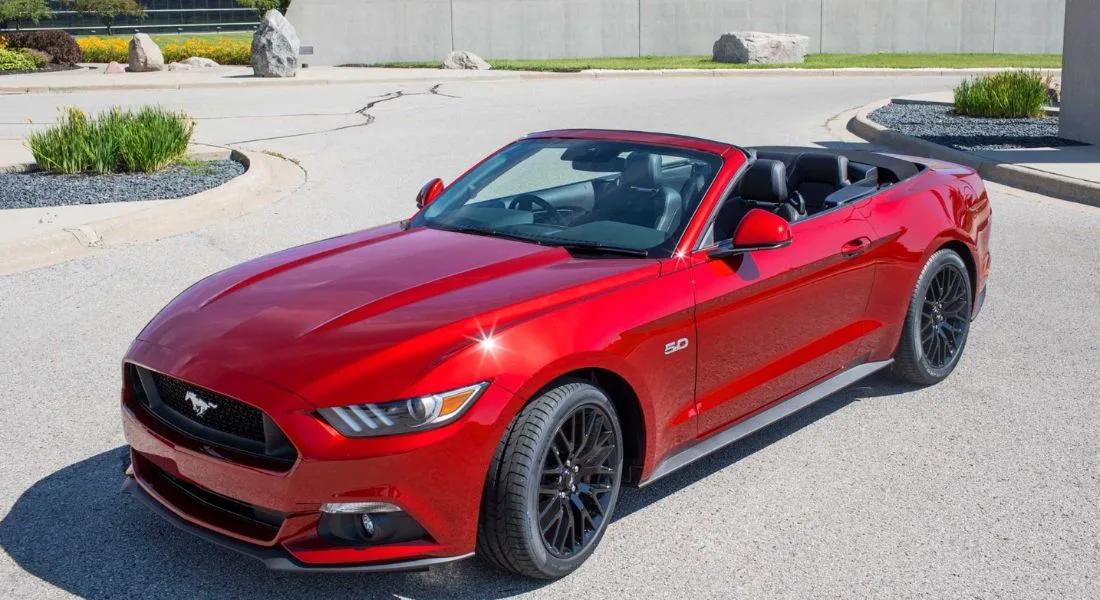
[692,205,877,435]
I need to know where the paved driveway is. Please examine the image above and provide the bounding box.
[0,75,1097,599]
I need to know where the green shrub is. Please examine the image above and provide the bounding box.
[18,47,50,68]
[26,106,194,175]
[954,70,1051,118]
[0,47,36,71]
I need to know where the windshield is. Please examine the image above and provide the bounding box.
[410,139,724,258]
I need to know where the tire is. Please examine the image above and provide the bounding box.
[893,249,973,385]
[477,380,624,579]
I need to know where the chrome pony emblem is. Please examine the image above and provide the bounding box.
[186,391,218,418]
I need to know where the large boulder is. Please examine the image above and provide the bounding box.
[442,50,491,71]
[252,9,300,77]
[713,31,810,65]
[128,34,165,72]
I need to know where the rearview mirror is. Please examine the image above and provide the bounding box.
[708,208,793,259]
[416,178,445,209]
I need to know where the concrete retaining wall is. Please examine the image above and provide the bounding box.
[288,0,1066,66]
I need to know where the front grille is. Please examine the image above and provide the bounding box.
[149,372,265,442]
[126,364,297,471]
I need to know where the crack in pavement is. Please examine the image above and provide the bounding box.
[226,84,457,145]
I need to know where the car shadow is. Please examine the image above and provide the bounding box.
[614,372,920,519]
[0,374,916,599]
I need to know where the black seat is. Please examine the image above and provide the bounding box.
[787,153,850,213]
[714,159,795,239]
[590,152,683,233]
[678,163,711,211]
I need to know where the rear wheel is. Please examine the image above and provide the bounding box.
[893,249,973,385]
[477,381,623,579]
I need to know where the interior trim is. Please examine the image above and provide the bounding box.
[639,359,894,487]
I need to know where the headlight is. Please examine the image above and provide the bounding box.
[317,382,488,438]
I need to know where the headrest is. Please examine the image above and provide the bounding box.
[790,153,850,187]
[739,159,788,203]
[623,152,661,188]
[848,164,879,184]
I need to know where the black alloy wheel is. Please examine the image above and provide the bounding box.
[537,405,618,558]
[894,249,973,385]
[920,265,970,369]
[478,381,624,579]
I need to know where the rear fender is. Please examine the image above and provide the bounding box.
[861,168,988,362]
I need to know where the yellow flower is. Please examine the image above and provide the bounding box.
[76,36,250,65]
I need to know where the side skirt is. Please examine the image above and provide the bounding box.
[639,359,894,487]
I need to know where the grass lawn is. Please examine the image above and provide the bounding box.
[74,32,253,45]
[370,53,1063,72]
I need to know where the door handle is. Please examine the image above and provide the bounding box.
[841,237,872,257]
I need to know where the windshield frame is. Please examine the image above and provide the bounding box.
[409,138,726,259]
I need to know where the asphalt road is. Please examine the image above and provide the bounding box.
[1,75,1098,599]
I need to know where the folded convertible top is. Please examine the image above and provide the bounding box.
[748,146,923,182]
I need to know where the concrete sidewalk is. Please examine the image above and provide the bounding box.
[0,64,1062,94]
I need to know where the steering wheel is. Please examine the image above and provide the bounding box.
[508,194,566,225]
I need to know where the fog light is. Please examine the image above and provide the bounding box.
[320,501,400,514]
[317,506,429,547]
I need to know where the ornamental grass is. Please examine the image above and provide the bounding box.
[26,106,195,175]
[954,70,1052,119]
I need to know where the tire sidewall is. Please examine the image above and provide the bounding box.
[906,251,973,380]
[520,384,624,578]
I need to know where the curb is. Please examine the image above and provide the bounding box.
[0,66,1063,95]
[0,148,307,276]
[847,99,1100,208]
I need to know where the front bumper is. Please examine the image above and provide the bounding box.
[122,340,521,570]
[122,475,473,572]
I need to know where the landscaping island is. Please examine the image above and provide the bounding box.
[869,103,1081,151]
[0,105,245,209]
[868,70,1081,151]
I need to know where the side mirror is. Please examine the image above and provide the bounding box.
[708,208,793,259]
[416,178,445,210]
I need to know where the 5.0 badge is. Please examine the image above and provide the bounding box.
[664,338,689,355]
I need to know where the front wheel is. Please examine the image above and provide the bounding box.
[477,381,623,579]
[893,249,973,385]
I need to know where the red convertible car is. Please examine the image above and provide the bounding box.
[121,129,991,579]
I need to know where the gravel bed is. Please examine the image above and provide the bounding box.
[869,102,1087,151]
[0,159,246,210]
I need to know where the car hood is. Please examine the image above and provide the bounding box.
[136,223,656,407]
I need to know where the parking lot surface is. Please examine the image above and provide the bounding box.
[1,75,1097,599]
